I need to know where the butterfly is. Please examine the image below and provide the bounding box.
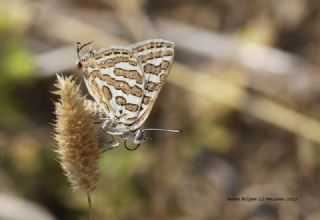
[76,39,180,150]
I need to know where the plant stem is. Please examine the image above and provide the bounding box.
[87,192,93,220]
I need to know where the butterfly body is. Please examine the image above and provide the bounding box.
[77,39,178,149]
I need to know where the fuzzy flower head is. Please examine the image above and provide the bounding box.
[53,75,100,192]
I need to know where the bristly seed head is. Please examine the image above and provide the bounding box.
[53,75,100,193]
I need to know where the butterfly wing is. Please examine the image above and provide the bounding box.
[130,39,175,130]
[81,47,145,126]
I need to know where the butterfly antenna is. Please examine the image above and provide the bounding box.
[143,128,181,133]
[76,41,94,59]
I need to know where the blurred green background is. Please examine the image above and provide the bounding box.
[1,0,320,219]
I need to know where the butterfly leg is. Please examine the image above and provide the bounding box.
[94,120,103,125]
[94,115,111,125]
[101,117,115,130]
[86,100,106,124]
[100,135,120,152]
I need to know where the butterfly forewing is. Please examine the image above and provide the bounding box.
[82,47,145,126]
[130,39,175,130]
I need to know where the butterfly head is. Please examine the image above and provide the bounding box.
[124,128,181,151]
[133,129,151,145]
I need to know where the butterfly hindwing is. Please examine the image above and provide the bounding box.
[82,47,145,126]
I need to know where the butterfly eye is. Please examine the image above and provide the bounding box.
[135,130,144,141]
[119,110,123,114]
